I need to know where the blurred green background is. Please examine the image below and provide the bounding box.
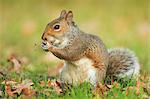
[0,0,150,74]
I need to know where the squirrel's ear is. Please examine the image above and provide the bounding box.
[65,11,73,24]
[60,10,67,18]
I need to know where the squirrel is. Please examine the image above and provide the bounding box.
[41,10,140,85]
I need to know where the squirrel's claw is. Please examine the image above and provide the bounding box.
[41,41,52,51]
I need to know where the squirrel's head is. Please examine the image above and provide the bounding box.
[41,10,76,51]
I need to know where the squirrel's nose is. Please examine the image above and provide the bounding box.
[44,37,47,41]
[41,33,47,41]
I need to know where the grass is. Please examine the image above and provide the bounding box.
[0,0,150,98]
[0,71,148,98]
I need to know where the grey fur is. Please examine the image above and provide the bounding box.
[106,48,140,79]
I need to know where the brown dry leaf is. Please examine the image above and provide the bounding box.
[140,81,150,94]
[50,80,59,87]
[3,79,35,97]
[39,81,45,87]
[136,81,141,95]
[47,80,52,87]
[55,81,63,94]
[7,54,22,73]
[125,80,150,96]
[47,80,63,94]
[5,84,16,97]
[47,79,57,87]
[4,80,23,96]
[50,80,63,94]
[136,80,150,96]
[3,80,19,96]
[39,79,63,94]
[55,86,63,94]
[143,85,150,94]
[93,83,109,98]
[22,88,36,96]
[135,81,148,96]
[126,86,135,96]
[139,75,150,94]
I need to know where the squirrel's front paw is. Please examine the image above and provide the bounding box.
[41,41,53,51]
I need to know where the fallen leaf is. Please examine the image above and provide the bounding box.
[7,54,22,73]
[41,79,63,94]
[39,81,45,87]
[55,86,63,94]
[126,86,135,96]
[2,79,35,97]
[48,80,63,94]
[136,81,141,95]
[22,88,36,96]
[47,80,52,87]
[5,84,16,96]
[93,83,109,98]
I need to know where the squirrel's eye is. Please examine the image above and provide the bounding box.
[53,24,60,30]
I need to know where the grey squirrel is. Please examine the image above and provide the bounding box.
[41,10,140,85]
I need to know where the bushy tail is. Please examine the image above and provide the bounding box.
[106,48,140,80]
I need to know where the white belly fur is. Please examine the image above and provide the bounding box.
[60,57,96,85]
